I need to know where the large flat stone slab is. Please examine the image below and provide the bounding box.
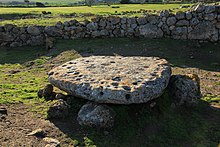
[48,56,171,104]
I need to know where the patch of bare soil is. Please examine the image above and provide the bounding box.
[0,103,70,147]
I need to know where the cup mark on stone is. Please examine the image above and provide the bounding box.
[100,91,104,96]
[122,86,131,91]
[76,78,81,81]
[125,94,131,100]
[112,76,121,81]
[69,61,76,64]
[74,71,80,75]
[48,72,54,76]
[132,81,138,85]
[62,65,67,67]
[111,82,119,86]
[67,71,74,74]
[110,61,115,63]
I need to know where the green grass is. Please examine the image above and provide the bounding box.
[0,4,191,26]
[1,0,81,4]
[0,4,189,15]
[0,38,219,146]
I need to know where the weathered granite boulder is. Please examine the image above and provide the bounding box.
[176,20,189,27]
[175,11,185,20]
[0,26,4,32]
[48,56,171,104]
[166,17,176,26]
[205,5,216,14]
[55,21,64,29]
[139,24,163,38]
[137,17,147,25]
[168,74,202,107]
[1,32,14,42]
[185,11,192,20]
[47,99,70,119]
[188,21,218,42]
[172,27,188,39]
[86,22,98,31]
[204,13,216,21]
[4,24,15,32]
[44,26,62,37]
[27,26,41,36]
[77,102,115,128]
[160,10,169,18]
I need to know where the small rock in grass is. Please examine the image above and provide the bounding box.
[37,89,44,98]
[43,84,54,98]
[43,137,60,147]
[8,70,20,74]
[150,102,156,108]
[27,128,45,137]
[47,99,70,119]
[0,106,7,115]
[45,144,58,147]
[38,84,55,100]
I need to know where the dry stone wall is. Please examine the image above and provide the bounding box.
[1,4,220,47]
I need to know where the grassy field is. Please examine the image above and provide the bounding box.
[0,4,191,26]
[1,0,81,4]
[0,38,220,146]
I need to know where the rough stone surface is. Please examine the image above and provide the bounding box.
[175,11,185,20]
[48,56,171,104]
[47,99,70,119]
[27,129,45,137]
[185,11,192,20]
[176,20,189,27]
[43,137,60,147]
[139,23,163,38]
[43,84,54,98]
[188,21,218,42]
[205,5,216,14]
[27,26,41,35]
[168,74,202,107]
[166,17,177,26]
[77,102,115,128]
[172,27,188,39]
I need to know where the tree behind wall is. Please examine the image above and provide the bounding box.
[85,0,95,6]
[120,0,130,4]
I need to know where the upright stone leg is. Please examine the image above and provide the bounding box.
[77,102,115,128]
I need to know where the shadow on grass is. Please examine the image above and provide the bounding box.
[49,96,220,146]
[1,38,219,71]
[0,13,41,20]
